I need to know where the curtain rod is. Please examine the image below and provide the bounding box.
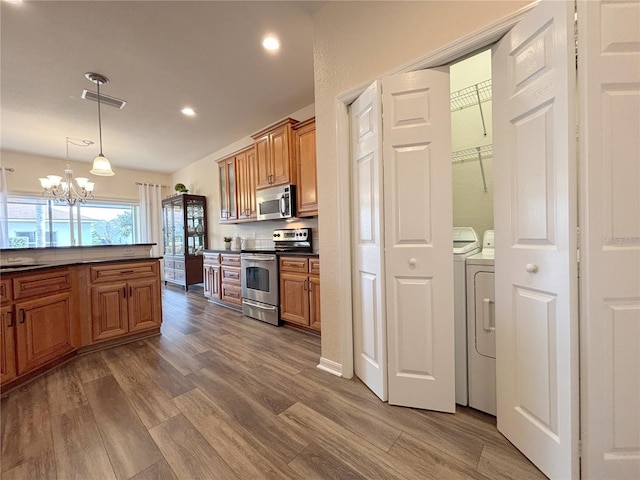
[136,181,167,187]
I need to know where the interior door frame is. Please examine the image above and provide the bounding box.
[334,2,538,380]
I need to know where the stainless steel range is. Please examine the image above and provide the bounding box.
[241,228,312,326]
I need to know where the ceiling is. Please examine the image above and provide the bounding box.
[1,1,320,174]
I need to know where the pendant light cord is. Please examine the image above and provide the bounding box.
[96,80,103,156]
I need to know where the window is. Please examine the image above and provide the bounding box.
[5,196,139,247]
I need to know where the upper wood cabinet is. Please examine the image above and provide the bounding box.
[236,147,258,221]
[218,146,256,223]
[218,156,238,223]
[294,118,318,217]
[252,118,298,189]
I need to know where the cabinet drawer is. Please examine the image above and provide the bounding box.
[280,257,308,274]
[174,270,185,283]
[221,283,242,307]
[90,262,158,283]
[164,258,175,269]
[1,277,12,305]
[309,258,320,276]
[221,266,241,285]
[164,269,175,281]
[203,253,220,266]
[173,260,185,271]
[220,254,240,267]
[13,269,72,301]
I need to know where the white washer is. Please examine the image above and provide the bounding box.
[453,227,480,406]
[466,230,496,415]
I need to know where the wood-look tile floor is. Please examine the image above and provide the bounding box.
[1,286,547,480]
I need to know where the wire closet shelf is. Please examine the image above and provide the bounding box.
[450,79,492,111]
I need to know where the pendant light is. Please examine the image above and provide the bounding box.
[85,72,115,176]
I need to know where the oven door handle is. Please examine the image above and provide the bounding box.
[242,299,277,311]
[242,255,276,262]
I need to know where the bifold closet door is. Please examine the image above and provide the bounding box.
[493,0,579,478]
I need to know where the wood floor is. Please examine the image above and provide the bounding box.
[1,286,547,480]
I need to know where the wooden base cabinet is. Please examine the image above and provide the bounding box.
[0,305,16,385]
[279,256,320,332]
[1,268,76,388]
[90,262,161,344]
[15,292,74,375]
[203,252,221,301]
[203,251,241,310]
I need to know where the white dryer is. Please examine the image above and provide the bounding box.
[453,227,480,406]
[465,230,496,415]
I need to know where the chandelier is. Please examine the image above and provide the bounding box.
[39,138,96,205]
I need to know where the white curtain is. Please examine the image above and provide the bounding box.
[0,168,9,248]
[138,183,163,261]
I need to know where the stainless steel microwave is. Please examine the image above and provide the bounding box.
[256,184,296,221]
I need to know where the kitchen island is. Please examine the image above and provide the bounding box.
[1,245,162,394]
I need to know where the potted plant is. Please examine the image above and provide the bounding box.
[223,236,232,250]
[174,183,189,194]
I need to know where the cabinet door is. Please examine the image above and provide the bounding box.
[255,134,271,188]
[270,125,291,186]
[203,265,213,299]
[203,264,221,301]
[91,283,128,342]
[309,276,321,332]
[237,148,258,220]
[296,121,318,217]
[218,158,237,222]
[280,272,309,326]
[15,292,74,374]
[245,148,258,218]
[0,305,16,385]
[127,279,161,333]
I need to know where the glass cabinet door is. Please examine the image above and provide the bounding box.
[186,198,205,255]
[228,161,236,219]
[219,163,228,219]
[163,203,173,255]
[173,199,184,255]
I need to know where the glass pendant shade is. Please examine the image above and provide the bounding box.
[90,154,115,176]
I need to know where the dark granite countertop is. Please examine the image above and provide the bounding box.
[0,257,162,274]
[0,243,156,253]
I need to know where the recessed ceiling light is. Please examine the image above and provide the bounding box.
[181,107,196,117]
[262,36,280,52]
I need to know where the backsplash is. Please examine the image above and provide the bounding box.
[219,217,319,253]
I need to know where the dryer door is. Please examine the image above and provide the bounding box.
[474,271,495,358]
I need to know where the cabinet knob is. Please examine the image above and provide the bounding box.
[525,263,538,273]
[409,258,417,268]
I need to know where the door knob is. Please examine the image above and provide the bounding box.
[525,263,538,273]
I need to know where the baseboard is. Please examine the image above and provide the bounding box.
[317,357,342,377]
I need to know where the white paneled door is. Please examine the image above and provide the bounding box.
[382,68,455,412]
[351,69,455,412]
[579,1,640,478]
[493,1,579,479]
[351,80,387,401]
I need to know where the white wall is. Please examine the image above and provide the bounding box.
[170,104,317,250]
[1,150,171,201]
[313,1,532,367]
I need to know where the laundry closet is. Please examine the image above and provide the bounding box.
[450,50,497,416]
